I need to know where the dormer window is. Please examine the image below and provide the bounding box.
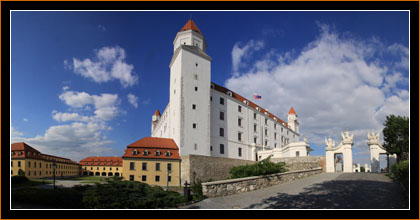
[227,91,232,97]
[28,152,30,156]
[143,150,149,156]
[243,100,249,105]
[256,107,260,111]
[18,151,22,156]
[11,152,14,156]
[155,150,161,156]
[165,151,172,157]
[132,149,138,155]
[211,83,215,89]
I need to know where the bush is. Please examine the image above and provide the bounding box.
[12,187,84,208]
[82,178,185,208]
[230,157,287,179]
[191,179,203,201]
[11,176,30,185]
[390,160,409,189]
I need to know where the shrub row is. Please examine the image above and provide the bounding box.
[229,157,287,179]
[390,160,409,190]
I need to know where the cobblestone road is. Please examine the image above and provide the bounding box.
[181,173,408,209]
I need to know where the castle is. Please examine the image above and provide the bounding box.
[150,19,307,161]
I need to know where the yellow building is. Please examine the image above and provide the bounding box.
[79,157,122,177]
[11,142,80,179]
[122,137,181,186]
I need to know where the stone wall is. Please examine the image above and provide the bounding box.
[270,156,325,172]
[181,154,256,183]
[202,168,322,198]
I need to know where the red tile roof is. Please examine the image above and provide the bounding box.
[211,83,289,127]
[289,107,296,115]
[179,19,202,34]
[11,142,79,165]
[154,109,161,116]
[79,156,122,166]
[123,137,180,160]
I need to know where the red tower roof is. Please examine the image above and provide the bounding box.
[154,109,161,116]
[289,107,296,115]
[179,19,202,34]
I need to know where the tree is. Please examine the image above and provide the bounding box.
[360,167,365,172]
[382,114,409,164]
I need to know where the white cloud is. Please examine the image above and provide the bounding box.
[226,23,409,164]
[98,24,106,31]
[127,93,138,108]
[11,125,23,137]
[11,122,113,161]
[70,46,138,88]
[57,90,120,122]
[62,86,70,91]
[232,40,264,74]
[23,118,29,122]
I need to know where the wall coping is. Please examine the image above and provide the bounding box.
[202,167,322,186]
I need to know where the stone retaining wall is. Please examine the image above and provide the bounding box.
[202,168,322,198]
[181,154,256,183]
[271,156,325,172]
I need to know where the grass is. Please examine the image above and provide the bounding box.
[12,179,53,188]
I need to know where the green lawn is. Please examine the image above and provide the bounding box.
[65,176,106,182]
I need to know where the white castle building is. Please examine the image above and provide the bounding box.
[150,19,309,161]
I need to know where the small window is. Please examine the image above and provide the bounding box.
[194,143,198,150]
[265,140,268,146]
[155,150,161,156]
[219,111,224,120]
[143,150,149,156]
[238,148,242,157]
[210,96,212,101]
[265,118,268,125]
[168,176,172,182]
[132,150,138,155]
[142,162,147,170]
[220,97,224,105]
[18,161,21,167]
[274,124,277,129]
[275,132,277,139]
[193,123,197,129]
[210,146,213,151]
[265,129,268,136]
[238,118,242,127]
[192,104,197,110]
[195,86,198,91]
[167,163,172,171]
[156,163,160,171]
[11,152,14,156]
[296,151,300,157]
[194,74,198,80]
[165,151,171,157]
[254,113,257,120]
[275,143,277,148]
[142,175,147,181]
[18,151,22,156]
[28,161,31,167]
[155,175,160,182]
[220,144,225,154]
[254,137,257,144]
[238,105,242,112]
[196,63,198,67]
[129,175,134,181]
[238,132,242,141]
[220,128,224,137]
[11,161,13,167]
[174,90,176,94]
[254,124,257,132]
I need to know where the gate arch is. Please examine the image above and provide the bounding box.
[325,130,354,173]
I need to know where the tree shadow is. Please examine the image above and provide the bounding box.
[246,178,408,209]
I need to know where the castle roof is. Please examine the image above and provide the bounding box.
[123,137,180,160]
[79,156,122,166]
[154,109,161,116]
[211,83,290,128]
[11,142,79,165]
[179,19,202,34]
[289,107,296,115]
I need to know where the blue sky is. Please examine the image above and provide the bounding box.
[11,11,409,166]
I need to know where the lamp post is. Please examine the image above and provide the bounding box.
[52,163,57,190]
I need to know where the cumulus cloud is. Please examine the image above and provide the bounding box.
[232,40,264,74]
[11,125,23,137]
[58,90,120,121]
[23,118,29,122]
[11,122,113,161]
[127,93,138,108]
[226,23,409,164]
[69,46,138,88]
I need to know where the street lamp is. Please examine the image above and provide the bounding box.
[52,163,57,190]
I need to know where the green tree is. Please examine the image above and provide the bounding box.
[382,114,409,164]
[360,167,365,172]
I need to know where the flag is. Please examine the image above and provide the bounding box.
[253,93,261,99]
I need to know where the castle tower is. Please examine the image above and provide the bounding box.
[168,19,212,156]
[151,109,160,132]
[287,107,299,133]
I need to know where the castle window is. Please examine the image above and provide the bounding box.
[194,143,197,150]
[142,175,147,181]
[275,143,277,148]
[11,161,13,167]
[192,104,197,110]
[196,63,198,67]
[132,150,138,155]
[274,124,277,129]
[195,86,198,91]
[194,74,198,80]
[265,140,268,146]
[142,162,147,170]
[220,144,225,154]
[18,161,21,167]
[130,162,135,170]
[144,150,149,156]
[220,97,224,105]
[155,150,161,156]
[168,176,172,182]
[129,175,134,181]
[220,128,224,137]
[165,151,171,157]
[210,146,213,151]
[28,161,31,167]
[238,105,242,112]
[174,90,176,94]
[155,175,160,182]
[219,111,224,121]
[210,96,212,101]
[274,132,277,140]
[167,163,172,171]
[18,151,22,156]
[11,152,14,156]
[156,163,160,171]
[265,118,268,125]
[254,137,257,144]
[281,128,283,132]
[254,113,257,120]
[238,148,242,157]
[254,124,257,132]
[227,91,232,96]
[265,129,268,136]
[193,123,197,129]
[238,118,242,127]
[296,151,300,157]
[238,132,242,142]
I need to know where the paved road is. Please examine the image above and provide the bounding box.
[182,173,408,209]
[37,179,96,189]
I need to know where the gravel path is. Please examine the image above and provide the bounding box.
[181,173,408,209]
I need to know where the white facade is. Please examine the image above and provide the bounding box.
[325,130,354,173]
[151,20,301,161]
[367,131,397,173]
[258,139,313,160]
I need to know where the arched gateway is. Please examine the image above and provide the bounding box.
[325,130,354,173]
[367,131,397,173]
